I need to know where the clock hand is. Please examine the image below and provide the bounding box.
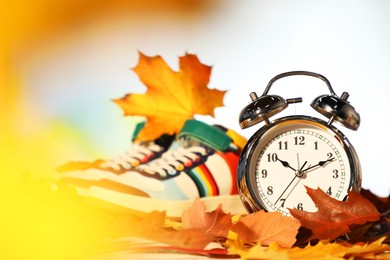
[275,160,307,205]
[283,177,303,202]
[302,157,335,173]
[297,160,307,177]
[277,158,297,172]
[275,176,297,205]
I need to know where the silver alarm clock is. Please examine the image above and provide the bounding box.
[237,71,362,216]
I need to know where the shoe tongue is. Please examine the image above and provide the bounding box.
[178,120,232,151]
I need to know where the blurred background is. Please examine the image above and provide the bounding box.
[2,0,390,200]
[2,0,390,258]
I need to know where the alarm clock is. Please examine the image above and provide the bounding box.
[237,71,362,216]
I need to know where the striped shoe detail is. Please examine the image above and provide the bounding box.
[215,150,239,195]
[187,163,219,197]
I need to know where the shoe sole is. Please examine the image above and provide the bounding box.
[87,186,248,218]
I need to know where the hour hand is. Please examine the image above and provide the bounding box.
[277,158,297,172]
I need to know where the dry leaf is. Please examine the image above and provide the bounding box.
[232,210,300,248]
[289,238,390,259]
[181,198,233,238]
[230,238,390,260]
[286,240,347,259]
[290,187,381,242]
[361,188,390,214]
[111,210,215,249]
[108,210,167,238]
[56,160,103,173]
[114,52,226,141]
[113,203,218,249]
[230,240,345,260]
[231,242,290,260]
[152,228,216,250]
[342,237,390,259]
[345,215,390,244]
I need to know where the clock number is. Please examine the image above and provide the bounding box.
[332,169,339,179]
[267,153,278,162]
[278,141,288,150]
[280,198,286,207]
[297,203,303,211]
[267,186,273,195]
[326,186,332,195]
[314,141,318,150]
[327,152,333,159]
[261,169,268,178]
[294,136,305,145]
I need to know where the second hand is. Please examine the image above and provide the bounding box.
[274,160,307,205]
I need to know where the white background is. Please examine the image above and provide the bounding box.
[18,0,390,196]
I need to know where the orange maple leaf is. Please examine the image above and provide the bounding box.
[232,210,300,248]
[114,52,226,141]
[181,198,233,238]
[290,187,381,242]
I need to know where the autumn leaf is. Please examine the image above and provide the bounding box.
[342,237,390,259]
[109,210,215,250]
[152,228,216,250]
[181,198,233,238]
[286,240,348,259]
[229,242,290,260]
[112,243,232,258]
[232,210,300,248]
[230,240,345,260]
[237,241,348,260]
[114,52,226,141]
[230,238,390,260]
[108,210,167,238]
[360,188,390,214]
[56,160,103,173]
[290,187,381,242]
[290,238,390,259]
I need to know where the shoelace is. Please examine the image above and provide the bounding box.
[137,146,207,178]
[100,142,163,171]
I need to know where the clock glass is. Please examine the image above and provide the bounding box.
[249,118,352,216]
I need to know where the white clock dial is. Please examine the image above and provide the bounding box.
[252,119,351,216]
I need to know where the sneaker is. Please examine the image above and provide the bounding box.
[56,120,175,190]
[85,119,247,217]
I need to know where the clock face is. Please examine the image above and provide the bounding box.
[248,118,352,216]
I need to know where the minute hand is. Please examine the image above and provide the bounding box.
[302,157,335,173]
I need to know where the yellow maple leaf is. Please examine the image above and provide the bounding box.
[286,241,348,259]
[114,52,226,141]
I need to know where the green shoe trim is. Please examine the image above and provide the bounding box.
[179,119,232,151]
[132,121,146,141]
